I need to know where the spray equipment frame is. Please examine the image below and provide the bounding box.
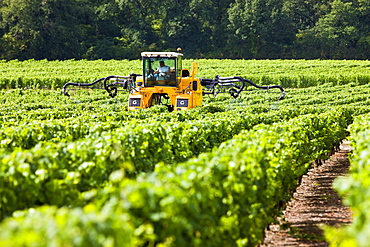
[62,49,286,110]
[62,74,140,98]
[201,75,285,100]
[62,74,285,100]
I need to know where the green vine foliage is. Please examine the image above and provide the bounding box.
[324,113,370,247]
[0,63,370,246]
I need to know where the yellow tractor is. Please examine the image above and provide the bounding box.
[127,50,202,111]
[62,48,285,110]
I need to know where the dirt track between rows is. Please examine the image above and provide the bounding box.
[260,141,353,246]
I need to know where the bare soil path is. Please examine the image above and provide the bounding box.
[260,141,353,246]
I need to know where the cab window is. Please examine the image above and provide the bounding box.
[143,58,177,87]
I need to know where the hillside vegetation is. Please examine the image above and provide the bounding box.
[1,0,370,60]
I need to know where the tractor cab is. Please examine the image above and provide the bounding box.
[141,52,183,87]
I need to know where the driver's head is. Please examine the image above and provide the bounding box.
[159,61,165,66]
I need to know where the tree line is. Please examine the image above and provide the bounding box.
[1,0,369,60]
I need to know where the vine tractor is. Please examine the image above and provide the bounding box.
[62,48,285,111]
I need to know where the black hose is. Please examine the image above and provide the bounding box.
[62,74,141,98]
[62,77,106,97]
[240,77,285,100]
[103,76,118,97]
[201,76,285,100]
[216,76,245,98]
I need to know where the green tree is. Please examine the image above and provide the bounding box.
[227,0,295,58]
[159,0,233,58]
[285,0,331,31]
[356,0,370,58]
[110,0,165,58]
[0,0,91,60]
[297,0,361,58]
[0,0,42,59]
[82,0,123,59]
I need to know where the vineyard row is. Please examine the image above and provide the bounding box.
[1,59,370,89]
[0,110,350,247]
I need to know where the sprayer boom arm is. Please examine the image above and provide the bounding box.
[201,76,285,100]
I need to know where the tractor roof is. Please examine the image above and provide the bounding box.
[141,52,183,58]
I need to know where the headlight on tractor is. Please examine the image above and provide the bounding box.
[129,98,141,107]
[176,98,189,107]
